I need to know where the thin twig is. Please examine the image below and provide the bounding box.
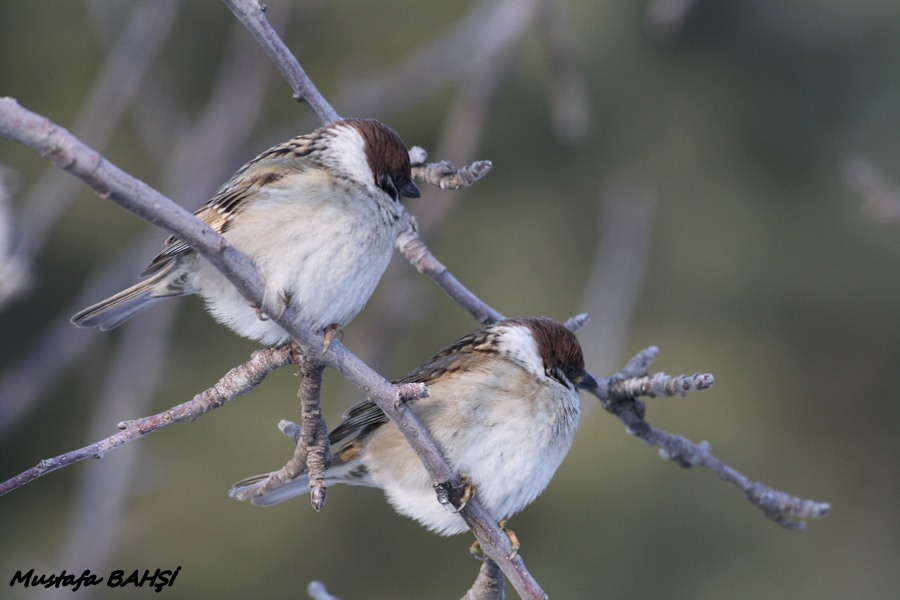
[221,0,339,124]
[395,215,504,326]
[592,347,831,529]
[236,353,333,508]
[53,304,176,588]
[409,147,494,191]
[298,357,331,511]
[0,345,293,496]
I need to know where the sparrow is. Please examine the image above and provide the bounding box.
[229,317,597,536]
[71,118,420,345]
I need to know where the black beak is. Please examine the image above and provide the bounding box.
[577,372,599,390]
[401,179,421,199]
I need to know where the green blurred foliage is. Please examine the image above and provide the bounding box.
[2,1,900,598]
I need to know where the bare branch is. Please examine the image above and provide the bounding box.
[298,358,331,511]
[221,0,339,124]
[609,371,715,399]
[1,3,833,595]
[232,353,333,510]
[395,216,504,326]
[409,147,494,190]
[0,98,544,597]
[0,345,293,497]
[461,558,505,600]
[52,304,176,586]
[591,347,831,529]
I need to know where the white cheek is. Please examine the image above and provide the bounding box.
[325,126,374,189]
[494,325,545,379]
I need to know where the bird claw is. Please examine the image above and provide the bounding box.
[321,323,344,356]
[255,290,293,322]
[469,519,520,561]
[434,475,475,512]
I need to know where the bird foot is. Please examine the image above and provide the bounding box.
[469,519,520,561]
[254,290,293,322]
[434,475,475,512]
[321,323,344,356]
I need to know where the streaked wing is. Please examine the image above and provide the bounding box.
[141,134,318,277]
[328,328,500,444]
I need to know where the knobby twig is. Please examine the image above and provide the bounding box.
[461,557,505,600]
[0,345,293,496]
[0,0,287,433]
[231,352,333,511]
[409,146,494,190]
[594,346,831,529]
[298,357,331,511]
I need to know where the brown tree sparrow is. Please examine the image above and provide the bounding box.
[71,119,420,344]
[229,317,597,536]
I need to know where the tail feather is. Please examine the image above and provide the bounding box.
[228,455,372,507]
[228,474,312,507]
[71,265,183,331]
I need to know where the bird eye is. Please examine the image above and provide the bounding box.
[547,367,571,387]
[378,172,399,200]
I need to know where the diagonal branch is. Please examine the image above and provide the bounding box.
[0,345,293,496]
[0,96,547,599]
[593,346,831,529]
[222,0,339,124]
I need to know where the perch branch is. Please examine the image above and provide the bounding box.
[0,97,546,599]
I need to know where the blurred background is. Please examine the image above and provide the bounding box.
[2,1,899,598]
